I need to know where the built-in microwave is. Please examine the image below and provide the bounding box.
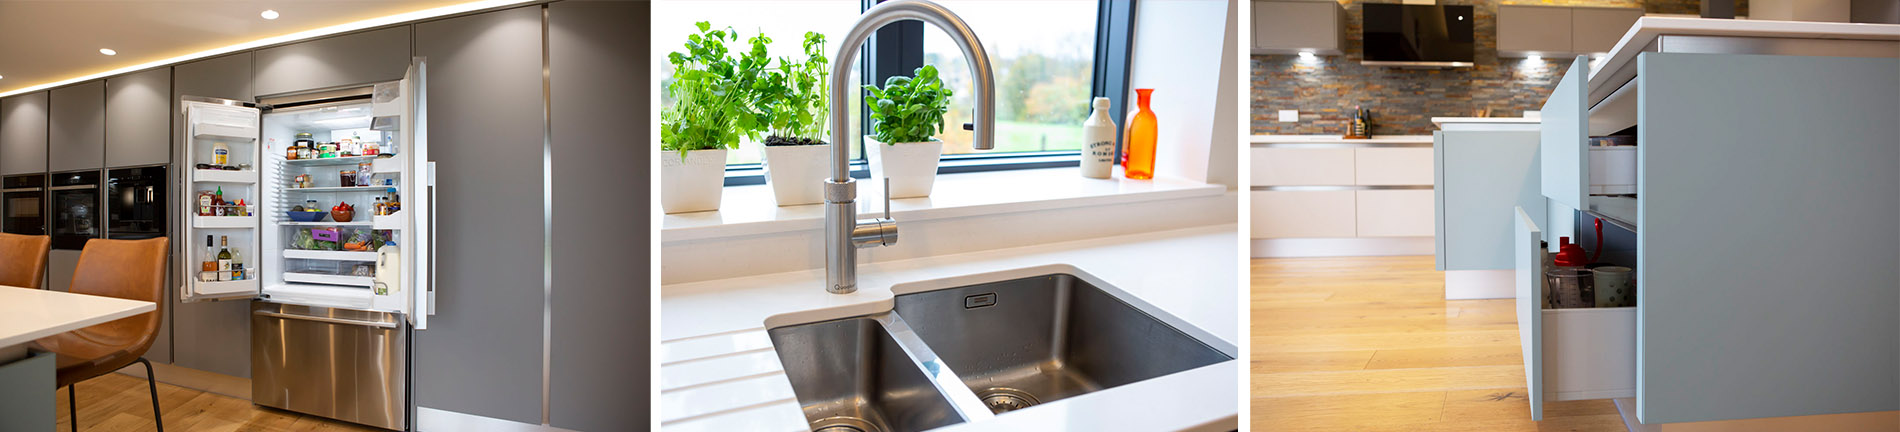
[3,174,45,236]
[49,171,100,250]
[107,166,167,240]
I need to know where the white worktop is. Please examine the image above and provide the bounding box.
[1431,117,1540,126]
[1250,135,1432,144]
[1592,17,1900,92]
[659,224,1239,431]
[0,287,156,360]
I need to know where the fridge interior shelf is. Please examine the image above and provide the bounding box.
[282,249,379,261]
[286,186,396,193]
[194,170,257,184]
[195,216,257,229]
[277,221,374,227]
[285,155,385,167]
[283,272,375,288]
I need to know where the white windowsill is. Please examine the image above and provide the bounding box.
[661,167,1224,243]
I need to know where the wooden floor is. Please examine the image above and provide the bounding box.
[1251,255,1626,432]
[53,372,383,432]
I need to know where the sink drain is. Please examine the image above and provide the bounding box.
[812,416,877,432]
[977,387,1041,413]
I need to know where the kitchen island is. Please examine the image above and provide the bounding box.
[659,225,1238,431]
[0,287,155,431]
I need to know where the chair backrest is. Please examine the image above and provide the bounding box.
[0,233,51,289]
[68,237,170,357]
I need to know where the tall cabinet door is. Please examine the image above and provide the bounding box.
[253,27,410,97]
[414,6,547,425]
[169,52,255,378]
[49,81,105,172]
[1,93,48,176]
[1638,53,1900,423]
[1539,56,1587,211]
[107,68,173,167]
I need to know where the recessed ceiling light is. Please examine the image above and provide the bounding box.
[261,10,280,20]
[99,48,117,56]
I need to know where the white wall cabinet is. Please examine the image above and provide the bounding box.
[1498,5,1643,58]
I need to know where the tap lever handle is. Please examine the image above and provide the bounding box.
[882,177,893,220]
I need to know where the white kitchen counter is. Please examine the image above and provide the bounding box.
[1251,134,1431,145]
[659,224,1239,431]
[1590,17,1900,99]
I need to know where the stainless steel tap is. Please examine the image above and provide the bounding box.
[824,0,995,294]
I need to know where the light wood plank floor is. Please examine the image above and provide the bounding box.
[53,372,383,432]
[1252,255,1626,432]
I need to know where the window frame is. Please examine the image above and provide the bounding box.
[724,0,1138,186]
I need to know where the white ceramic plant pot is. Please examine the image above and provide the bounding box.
[864,136,942,198]
[761,143,830,206]
[659,148,727,214]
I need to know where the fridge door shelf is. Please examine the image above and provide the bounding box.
[194,170,258,184]
[373,212,402,230]
[195,216,257,229]
[193,278,260,298]
[283,249,379,262]
[277,221,373,227]
[283,272,375,288]
[371,158,402,174]
[193,127,258,142]
[285,186,394,193]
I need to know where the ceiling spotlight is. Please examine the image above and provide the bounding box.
[99,48,117,56]
[261,10,279,20]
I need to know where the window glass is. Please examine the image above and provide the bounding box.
[655,1,864,165]
[922,0,1099,156]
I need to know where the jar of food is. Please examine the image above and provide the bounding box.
[293,174,312,189]
[318,142,338,159]
[357,162,374,186]
[339,170,357,187]
[292,132,314,160]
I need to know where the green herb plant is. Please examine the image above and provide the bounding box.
[762,32,830,146]
[863,65,953,145]
[661,22,776,159]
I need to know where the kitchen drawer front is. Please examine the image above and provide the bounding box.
[1252,147,1354,186]
[1540,308,1636,402]
[1252,190,1355,238]
[1354,190,1432,237]
[1353,147,1433,186]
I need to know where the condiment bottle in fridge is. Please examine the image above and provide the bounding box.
[212,142,230,166]
[1080,97,1116,179]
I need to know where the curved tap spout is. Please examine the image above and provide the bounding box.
[821,0,997,294]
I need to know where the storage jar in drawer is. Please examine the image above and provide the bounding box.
[1252,147,1354,186]
[1354,190,1433,237]
[1252,190,1354,238]
[1352,147,1434,186]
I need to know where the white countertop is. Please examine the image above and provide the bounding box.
[1593,17,1900,92]
[660,225,1239,431]
[1250,134,1432,144]
[1431,117,1540,126]
[0,287,156,349]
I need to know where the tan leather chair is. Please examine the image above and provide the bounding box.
[30,237,169,432]
[0,233,50,289]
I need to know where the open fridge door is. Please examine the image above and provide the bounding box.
[376,58,431,329]
[180,97,263,302]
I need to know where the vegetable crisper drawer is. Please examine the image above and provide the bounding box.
[1539,306,1636,401]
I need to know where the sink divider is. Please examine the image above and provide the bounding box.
[874,312,999,424]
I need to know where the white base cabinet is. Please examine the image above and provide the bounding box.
[1250,137,1434,256]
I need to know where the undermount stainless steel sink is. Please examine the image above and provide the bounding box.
[768,317,966,432]
[894,274,1232,414]
[769,271,1234,431]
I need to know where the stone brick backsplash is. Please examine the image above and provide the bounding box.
[1251,0,1745,136]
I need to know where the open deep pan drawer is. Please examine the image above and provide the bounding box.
[1514,207,1635,420]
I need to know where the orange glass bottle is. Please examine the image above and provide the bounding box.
[1123,88,1158,179]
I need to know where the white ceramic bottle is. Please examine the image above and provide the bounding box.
[1081,97,1117,179]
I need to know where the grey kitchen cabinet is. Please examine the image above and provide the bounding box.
[1497,5,1573,58]
[1499,6,1643,58]
[1523,50,1900,423]
[414,6,547,425]
[1433,130,1541,272]
[49,80,105,172]
[1,92,49,175]
[253,26,410,97]
[169,52,253,378]
[106,68,172,167]
[547,1,647,430]
[1571,8,1644,54]
[1253,1,1344,55]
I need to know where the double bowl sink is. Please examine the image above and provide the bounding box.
[767,269,1235,432]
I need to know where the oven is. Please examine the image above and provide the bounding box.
[3,174,45,236]
[49,171,100,250]
[107,166,167,240]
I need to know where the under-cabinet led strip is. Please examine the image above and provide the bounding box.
[0,0,541,98]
